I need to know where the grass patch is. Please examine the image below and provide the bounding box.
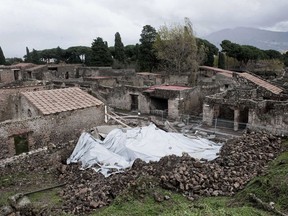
[94,190,269,216]
[0,172,27,188]
[0,191,14,207]
[0,170,59,208]
[234,139,288,213]
[92,188,188,216]
[28,188,62,206]
[235,151,288,212]
[190,197,269,216]
[92,175,268,216]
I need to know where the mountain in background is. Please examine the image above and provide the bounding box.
[203,27,288,52]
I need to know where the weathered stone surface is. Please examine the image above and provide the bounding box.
[0,205,14,216]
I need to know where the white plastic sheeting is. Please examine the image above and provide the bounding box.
[67,124,221,177]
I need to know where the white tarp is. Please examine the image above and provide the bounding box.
[67,123,221,177]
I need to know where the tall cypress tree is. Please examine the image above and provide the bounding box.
[138,25,158,72]
[91,37,113,66]
[114,32,126,64]
[0,46,6,65]
[25,47,32,63]
[218,52,226,69]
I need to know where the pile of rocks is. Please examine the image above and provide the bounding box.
[0,131,284,215]
[57,132,284,215]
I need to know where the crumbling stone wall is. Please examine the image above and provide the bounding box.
[78,67,135,78]
[19,95,41,119]
[0,85,46,122]
[0,69,15,83]
[25,65,48,80]
[198,69,237,91]
[179,87,202,115]
[248,102,288,135]
[118,76,144,86]
[202,88,288,135]
[85,78,116,87]
[233,73,285,100]
[165,75,189,85]
[168,99,180,118]
[0,105,105,159]
[107,86,150,114]
[48,64,81,79]
[136,74,164,86]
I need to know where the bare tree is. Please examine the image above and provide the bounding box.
[154,18,198,84]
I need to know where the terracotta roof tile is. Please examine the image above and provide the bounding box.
[21,87,103,115]
[199,66,283,95]
[239,73,283,95]
[199,66,233,77]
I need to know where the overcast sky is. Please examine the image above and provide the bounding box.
[1,0,288,58]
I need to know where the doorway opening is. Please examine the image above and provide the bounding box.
[14,134,29,155]
[130,94,139,111]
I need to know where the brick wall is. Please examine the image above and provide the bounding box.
[0,105,104,159]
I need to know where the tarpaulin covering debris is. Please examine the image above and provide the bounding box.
[67,124,221,176]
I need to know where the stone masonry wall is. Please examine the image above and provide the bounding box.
[248,103,288,135]
[19,95,42,119]
[107,86,150,114]
[78,67,135,78]
[180,87,202,115]
[0,85,46,122]
[0,69,15,83]
[0,105,104,159]
[165,75,189,85]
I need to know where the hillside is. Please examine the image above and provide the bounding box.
[204,27,288,52]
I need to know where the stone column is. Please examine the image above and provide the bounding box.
[203,103,214,126]
[168,99,179,119]
[234,108,240,131]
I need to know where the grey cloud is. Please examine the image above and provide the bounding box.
[1,0,288,57]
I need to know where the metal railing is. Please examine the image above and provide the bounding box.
[150,109,168,121]
[146,110,288,136]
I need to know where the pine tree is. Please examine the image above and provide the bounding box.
[31,49,40,64]
[91,37,113,66]
[0,46,6,65]
[114,32,126,64]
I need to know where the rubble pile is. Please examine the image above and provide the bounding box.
[0,132,284,215]
[57,132,284,215]
[0,150,59,191]
[158,132,282,198]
